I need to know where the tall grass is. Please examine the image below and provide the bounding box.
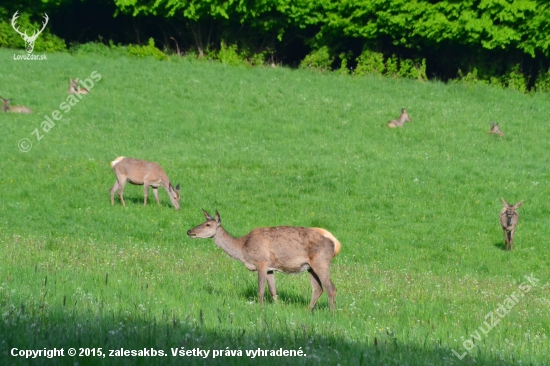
[0,49,549,365]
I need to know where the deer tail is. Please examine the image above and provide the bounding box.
[110,156,125,168]
[314,228,341,257]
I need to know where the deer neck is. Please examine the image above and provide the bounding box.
[212,226,246,263]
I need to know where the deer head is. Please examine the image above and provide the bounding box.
[11,11,49,54]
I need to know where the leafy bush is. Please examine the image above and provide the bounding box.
[70,40,127,58]
[534,68,550,93]
[300,46,333,72]
[214,41,266,67]
[127,38,168,61]
[354,50,385,76]
[354,49,427,81]
[505,64,527,93]
[217,41,244,66]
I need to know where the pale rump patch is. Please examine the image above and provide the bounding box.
[313,228,341,257]
[110,156,125,168]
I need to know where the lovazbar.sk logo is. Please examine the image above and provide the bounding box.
[11,11,48,60]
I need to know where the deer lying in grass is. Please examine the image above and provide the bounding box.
[0,97,32,114]
[187,210,341,311]
[500,198,523,251]
[387,108,412,128]
[489,122,504,136]
[67,78,89,94]
[109,156,181,210]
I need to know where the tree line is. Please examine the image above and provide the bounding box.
[1,0,550,91]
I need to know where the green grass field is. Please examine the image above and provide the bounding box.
[1,48,549,365]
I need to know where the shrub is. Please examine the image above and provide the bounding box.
[217,41,244,66]
[300,46,333,72]
[70,40,127,58]
[127,38,168,61]
[505,64,527,93]
[534,67,550,93]
[354,49,385,76]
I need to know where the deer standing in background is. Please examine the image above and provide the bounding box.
[187,210,341,311]
[109,156,181,210]
[499,198,523,251]
[0,97,32,114]
[387,108,412,128]
[489,122,504,136]
[67,78,89,94]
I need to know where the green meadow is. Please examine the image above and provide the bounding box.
[0,48,549,365]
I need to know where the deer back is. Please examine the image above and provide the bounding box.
[489,122,504,136]
[68,78,89,94]
[112,157,169,186]
[9,105,32,114]
[387,108,411,127]
[243,226,339,273]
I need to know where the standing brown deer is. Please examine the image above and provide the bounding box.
[387,108,412,128]
[187,210,341,311]
[109,156,181,210]
[67,78,89,94]
[489,122,504,136]
[499,198,522,251]
[0,97,32,114]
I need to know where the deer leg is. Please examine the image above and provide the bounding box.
[509,229,515,251]
[110,181,119,205]
[266,270,277,302]
[256,263,268,306]
[318,271,337,311]
[117,179,127,207]
[143,184,149,206]
[310,259,336,310]
[152,187,160,205]
[503,229,509,250]
[308,269,324,311]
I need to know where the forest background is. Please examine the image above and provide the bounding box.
[1,0,550,91]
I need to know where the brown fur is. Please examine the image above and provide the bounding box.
[499,198,522,251]
[387,108,411,128]
[67,78,89,94]
[187,210,341,310]
[489,122,504,136]
[109,156,181,210]
[0,96,32,114]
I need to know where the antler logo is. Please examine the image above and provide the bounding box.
[11,11,49,54]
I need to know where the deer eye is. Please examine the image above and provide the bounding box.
[206,223,211,227]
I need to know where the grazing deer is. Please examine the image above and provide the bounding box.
[67,78,89,94]
[499,198,523,251]
[187,210,341,311]
[0,97,32,114]
[489,122,504,136]
[109,156,181,210]
[387,108,412,128]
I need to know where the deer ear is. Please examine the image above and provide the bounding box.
[175,183,181,191]
[215,210,221,224]
[501,198,509,207]
[514,201,523,209]
[202,209,214,220]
